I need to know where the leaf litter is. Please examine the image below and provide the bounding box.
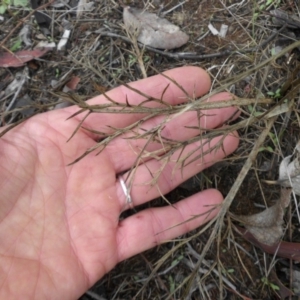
[233,187,292,246]
[278,140,300,195]
[123,6,189,49]
[0,48,51,68]
[234,140,300,255]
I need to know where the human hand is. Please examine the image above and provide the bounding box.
[0,66,239,299]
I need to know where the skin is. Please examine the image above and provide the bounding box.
[0,67,239,299]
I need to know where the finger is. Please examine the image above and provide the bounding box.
[107,92,239,173]
[65,66,211,136]
[116,132,239,209]
[117,189,222,261]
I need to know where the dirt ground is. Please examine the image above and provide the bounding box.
[1,0,300,299]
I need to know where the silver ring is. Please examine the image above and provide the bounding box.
[119,176,134,209]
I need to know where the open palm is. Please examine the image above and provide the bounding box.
[0,67,239,299]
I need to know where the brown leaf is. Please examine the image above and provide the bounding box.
[123,6,189,49]
[0,48,50,68]
[236,226,300,261]
[65,76,80,90]
[269,269,294,299]
[232,188,292,245]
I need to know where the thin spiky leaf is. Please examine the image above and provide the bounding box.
[67,111,91,142]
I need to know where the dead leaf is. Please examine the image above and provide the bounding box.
[5,71,27,95]
[279,141,300,195]
[269,269,294,299]
[236,226,300,261]
[232,188,292,246]
[54,76,81,110]
[123,6,189,49]
[76,0,94,17]
[19,25,32,47]
[65,76,80,90]
[0,48,50,68]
